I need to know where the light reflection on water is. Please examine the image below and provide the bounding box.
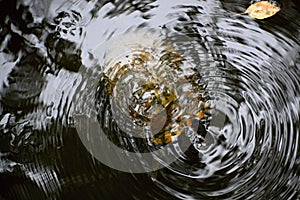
[0,0,299,199]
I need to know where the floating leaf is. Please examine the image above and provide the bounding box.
[234,1,281,19]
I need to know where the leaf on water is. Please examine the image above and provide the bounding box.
[234,1,281,19]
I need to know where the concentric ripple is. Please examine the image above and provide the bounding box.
[0,0,299,199]
[74,0,300,197]
[145,1,300,199]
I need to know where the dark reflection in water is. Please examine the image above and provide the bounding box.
[0,0,299,199]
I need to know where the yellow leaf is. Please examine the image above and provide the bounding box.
[234,1,281,19]
[246,1,281,19]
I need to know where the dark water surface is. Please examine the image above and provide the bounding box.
[0,0,299,199]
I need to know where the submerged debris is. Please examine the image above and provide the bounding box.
[101,44,212,145]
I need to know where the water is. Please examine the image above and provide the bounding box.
[0,0,299,199]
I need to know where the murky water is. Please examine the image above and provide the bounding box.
[0,0,299,199]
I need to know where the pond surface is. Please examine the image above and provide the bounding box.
[0,0,299,199]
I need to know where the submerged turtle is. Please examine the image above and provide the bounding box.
[96,31,212,146]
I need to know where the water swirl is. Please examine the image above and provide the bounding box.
[0,0,299,199]
[146,1,300,199]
